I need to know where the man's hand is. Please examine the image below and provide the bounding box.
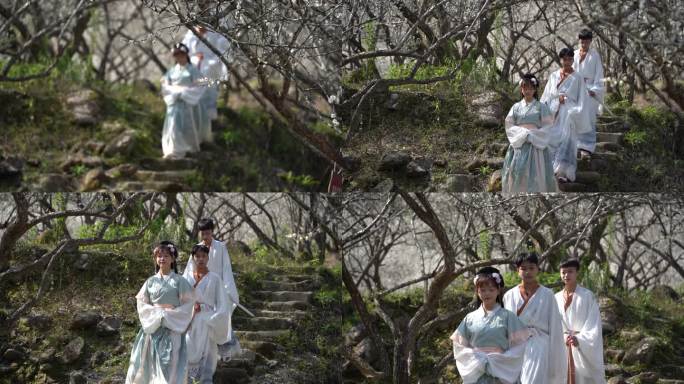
[589,90,596,97]
[559,94,566,104]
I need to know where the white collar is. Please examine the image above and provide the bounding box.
[157,270,174,280]
[480,303,501,317]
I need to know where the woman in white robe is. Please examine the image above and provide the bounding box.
[573,29,605,157]
[555,259,606,384]
[451,267,530,384]
[183,218,240,358]
[126,243,194,384]
[540,48,590,183]
[503,253,567,384]
[184,244,231,383]
[502,73,559,193]
[160,43,205,159]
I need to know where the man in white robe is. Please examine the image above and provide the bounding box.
[540,47,590,182]
[573,29,605,157]
[182,26,232,143]
[185,244,231,383]
[183,218,240,358]
[503,253,567,384]
[555,259,606,384]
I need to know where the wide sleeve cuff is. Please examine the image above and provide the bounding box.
[506,124,530,148]
[451,330,487,383]
[161,286,195,333]
[136,283,164,334]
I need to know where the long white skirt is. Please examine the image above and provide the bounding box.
[501,142,559,193]
[162,100,201,158]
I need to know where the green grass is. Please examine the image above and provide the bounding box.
[1,229,345,383]
[1,59,333,191]
[340,271,684,383]
[339,60,680,192]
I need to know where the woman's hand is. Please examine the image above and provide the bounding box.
[194,303,202,313]
[559,94,566,104]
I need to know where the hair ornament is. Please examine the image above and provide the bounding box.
[520,77,538,87]
[474,272,502,285]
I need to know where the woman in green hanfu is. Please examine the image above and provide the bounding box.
[125,242,195,384]
[450,267,530,384]
[160,43,205,159]
[501,73,559,193]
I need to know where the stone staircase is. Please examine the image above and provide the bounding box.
[109,156,202,191]
[558,114,627,192]
[213,268,318,384]
[482,113,628,193]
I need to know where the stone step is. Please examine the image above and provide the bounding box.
[114,180,190,192]
[250,300,310,311]
[255,265,317,277]
[590,151,620,162]
[218,348,256,369]
[261,280,313,291]
[135,169,196,183]
[255,290,313,303]
[139,157,200,171]
[235,316,297,331]
[213,367,252,384]
[235,330,291,342]
[235,309,307,320]
[252,309,308,319]
[595,141,623,153]
[275,274,317,282]
[559,182,588,192]
[575,171,601,185]
[241,340,280,359]
[597,125,628,134]
[596,132,624,144]
[597,117,628,133]
[577,157,610,172]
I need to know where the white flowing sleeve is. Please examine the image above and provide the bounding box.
[183,257,195,281]
[536,102,557,148]
[220,243,240,306]
[569,78,592,134]
[485,313,530,384]
[486,343,526,384]
[505,105,529,149]
[179,84,204,106]
[574,292,605,378]
[161,277,195,333]
[136,281,164,335]
[540,75,560,115]
[590,53,605,115]
[450,325,487,384]
[547,294,569,383]
[589,53,605,98]
[161,75,181,106]
[207,274,231,344]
